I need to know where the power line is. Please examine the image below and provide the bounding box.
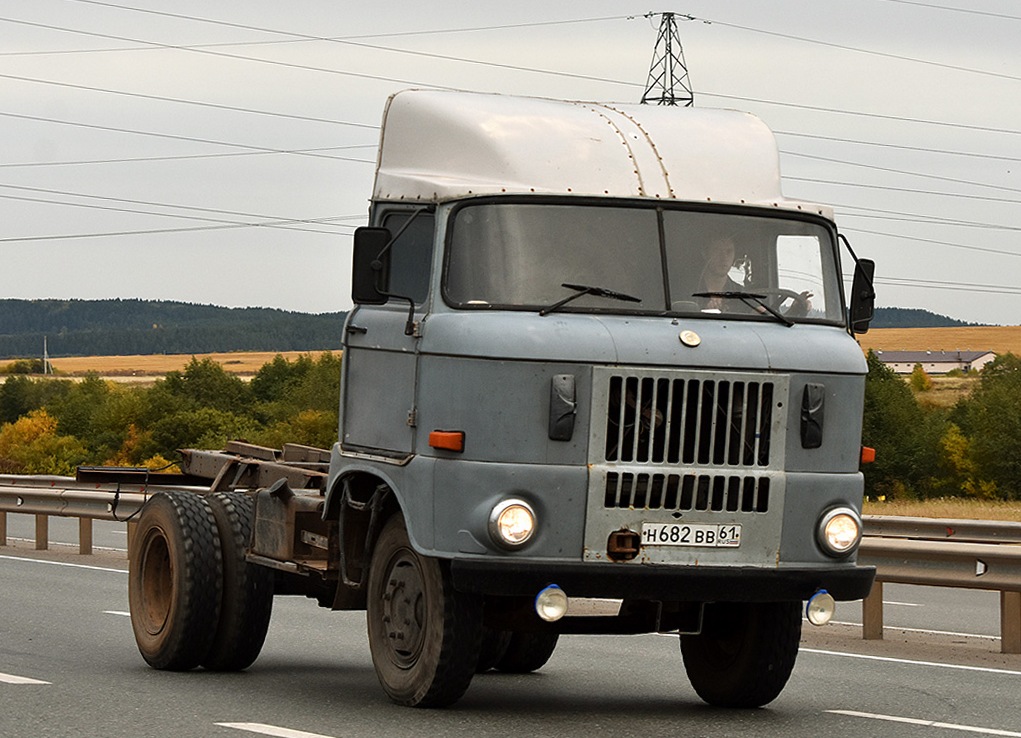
[775,130,1021,165]
[705,91,1021,137]
[0,72,381,129]
[0,145,377,169]
[0,182,364,231]
[839,225,1021,259]
[876,0,1021,22]
[787,176,1021,206]
[692,14,1021,84]
[0,16,457,91]
[782,150,1021,195]
[0,111,376,162]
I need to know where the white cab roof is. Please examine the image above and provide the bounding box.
[373,89,832,219]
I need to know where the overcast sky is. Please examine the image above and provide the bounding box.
[1,1,1019,326]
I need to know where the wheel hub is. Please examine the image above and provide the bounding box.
[381,552,426,668]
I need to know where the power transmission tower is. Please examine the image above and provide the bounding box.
[641,12,694,107]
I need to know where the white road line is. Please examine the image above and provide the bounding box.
[216,723,336,738]
[0,554,127,574]
[104,611,130,617]
[828,709,1021,737]
[884,600,923,607]
[830,620,999,641]
[5,537,127,553]
[803,648,1021,676]
[0,672,50,685]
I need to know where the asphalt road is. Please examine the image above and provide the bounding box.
[2,515,1021,738]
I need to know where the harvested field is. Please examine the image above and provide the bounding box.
[47,351,330,377]
[857,326,1021,356]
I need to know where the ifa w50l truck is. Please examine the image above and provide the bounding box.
[127,90,877,709]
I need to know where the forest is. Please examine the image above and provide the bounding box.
[1,350,1019,502]
[0,299,347,358]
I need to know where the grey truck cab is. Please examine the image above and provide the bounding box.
[336,90,876,708]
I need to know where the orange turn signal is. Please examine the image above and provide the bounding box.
[429,430,465,452]
[860,446,876,464]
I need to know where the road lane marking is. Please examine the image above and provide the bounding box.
[0,672,50,685]
[828,710,1021,736]
[884,600,922,607]
[803,648,1021,676]
[0,554,127,574]
[831,620,999,641]
[216,723,335,738]
[104,611,130,617]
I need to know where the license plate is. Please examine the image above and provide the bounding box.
[641,523,742,548]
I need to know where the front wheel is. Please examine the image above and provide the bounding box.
[680,601,801,708]
[366,516,483,707]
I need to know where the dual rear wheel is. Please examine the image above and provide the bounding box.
[128,490,273,672]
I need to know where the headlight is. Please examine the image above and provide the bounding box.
[816,507,862,557]
[489,499,536,548]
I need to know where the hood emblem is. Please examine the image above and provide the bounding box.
[679,330,701,347]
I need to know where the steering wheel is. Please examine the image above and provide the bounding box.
[758,288,810,318]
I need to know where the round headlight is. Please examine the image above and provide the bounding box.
[817,507,862,557]
[489,499,536,548]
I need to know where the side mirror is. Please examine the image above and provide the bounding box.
[849,258,876,334]
[352,227,391,305]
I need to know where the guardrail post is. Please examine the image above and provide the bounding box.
[35,514,49,551]
[1003,591,1021,655]
[79,517,93,555]
[127,521,138,564]
[863,580,884,640]
[0,511,6,546]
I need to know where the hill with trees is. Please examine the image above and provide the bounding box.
[872,307,976,328]
[0,299,346,358]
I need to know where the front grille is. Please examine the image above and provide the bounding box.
[605,471,770,512]
[603,375,775,467]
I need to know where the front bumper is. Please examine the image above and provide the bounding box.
[450,559,875,602]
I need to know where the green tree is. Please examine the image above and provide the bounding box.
[861,351,943,499]
[957,353,1021,499]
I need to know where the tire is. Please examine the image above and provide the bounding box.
[202,491,274,671]
[494,631,559,674]
[128,491,222,671]
[680,601,802,708]
[476,627,512,673]
[366,515,483,707]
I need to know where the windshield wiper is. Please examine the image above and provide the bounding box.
[692,291,794,328]
[539,282,642,316]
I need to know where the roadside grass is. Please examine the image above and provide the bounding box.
[864,497,1021,522]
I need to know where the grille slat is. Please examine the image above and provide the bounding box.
[604,374,775,467]
[606,471,771,513]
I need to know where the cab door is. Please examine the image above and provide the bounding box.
[341,209,434,457]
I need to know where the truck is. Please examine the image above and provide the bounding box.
[124,89,877,709]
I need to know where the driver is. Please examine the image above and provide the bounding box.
[695,236,813,317]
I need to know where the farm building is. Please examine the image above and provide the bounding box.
[874,349,996,374]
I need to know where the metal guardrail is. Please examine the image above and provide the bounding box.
[0,474,191,554]
[1,483,1019,653]
[858,515,1021,655]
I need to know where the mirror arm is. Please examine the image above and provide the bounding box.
[839,233,876,300]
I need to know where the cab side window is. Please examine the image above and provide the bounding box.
[382,211,435,305]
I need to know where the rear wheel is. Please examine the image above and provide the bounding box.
[476,627,512,673]
[128,491,222,670]
[366,515,483,707]
[202,491,274,671]
[680,601,801,708]
[494,631,559,674]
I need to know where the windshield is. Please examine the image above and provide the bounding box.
[444,201,844,323]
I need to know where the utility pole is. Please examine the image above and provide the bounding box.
[641,12,694,107]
